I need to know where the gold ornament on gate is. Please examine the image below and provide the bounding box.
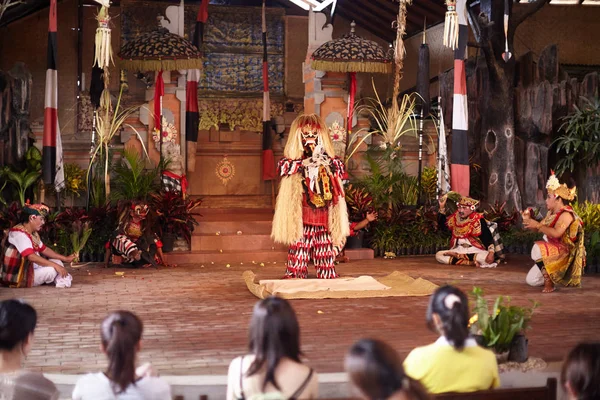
[215,156,235,186]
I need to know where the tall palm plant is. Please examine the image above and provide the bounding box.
[88,82,148,198]
[348,82,418,162]
[111,148,165,201]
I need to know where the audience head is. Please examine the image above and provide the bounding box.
[561,342,600,400]
[345,339,429,400]
[426,285,469,350]
[0,299,37,357]
[100,311,143,394]
[247,296,301,390]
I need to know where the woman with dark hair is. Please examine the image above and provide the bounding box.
[226,296,318,400]
[345,339,429,400]
[403,286,499,394]
[561,342,600,400]
[72,310,171,399]
[0,299,59,399]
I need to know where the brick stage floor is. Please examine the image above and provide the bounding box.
[2,256,599,376]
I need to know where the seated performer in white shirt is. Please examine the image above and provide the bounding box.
[1,203,74,288]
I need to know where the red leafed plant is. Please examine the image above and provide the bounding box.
[484,201,519,232]
[345,184,374,222]
[150,191,203,245]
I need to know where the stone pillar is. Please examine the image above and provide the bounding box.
[129,71,184,176]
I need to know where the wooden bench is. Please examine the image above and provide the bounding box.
[435,377,557,400]
[320,377,558,400]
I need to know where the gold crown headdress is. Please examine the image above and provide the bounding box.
[457,196,479,210]
[546,171,576,201]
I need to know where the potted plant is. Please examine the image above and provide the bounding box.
[111,148,166,202]
[470,287,539,363]
[150,191,202,252]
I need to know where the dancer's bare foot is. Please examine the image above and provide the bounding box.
[542,281,556,293]
[542,270,556,293]
[132,250,142,261]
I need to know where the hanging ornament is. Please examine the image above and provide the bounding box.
[215,156,235,186]
[502,0,513,62]
[443,0,459,49]
[93,0,114,69]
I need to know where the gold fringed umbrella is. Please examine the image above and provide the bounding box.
[310,22,392,155]
[118,27,203,72]
[311,22,392,74]
[118,24,203,168]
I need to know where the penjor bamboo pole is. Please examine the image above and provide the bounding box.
[392,0,411,110]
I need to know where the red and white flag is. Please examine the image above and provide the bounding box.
[450,0,469,196]
[185,0,207,172]
[42,0,65,192]
[261,0,275,181]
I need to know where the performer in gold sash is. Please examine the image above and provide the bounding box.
[523,172,585,293]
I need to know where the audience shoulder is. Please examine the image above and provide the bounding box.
[228,355,244,375]
[14,371,59,399]
[141,376,172,399]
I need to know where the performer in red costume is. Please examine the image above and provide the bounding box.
[436,195,499,268]
[106,201,170,268]
[271,114,349,279]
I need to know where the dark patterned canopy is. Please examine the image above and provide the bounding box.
[119,28,203,72]
[311,24,392,74]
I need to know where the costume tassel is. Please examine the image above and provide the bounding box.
[443,0,459,49]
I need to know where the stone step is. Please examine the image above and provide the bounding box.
[167,248,374,265]
[341,248,375,260]
[194,208,274,222]
[196,195,274,209]
[194,220,273,235]
[167,250,287,264]
[191,234,287,252]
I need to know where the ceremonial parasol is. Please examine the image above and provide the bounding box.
[119,24,203,165]
[118,26,203,72]
[310,22,392,143]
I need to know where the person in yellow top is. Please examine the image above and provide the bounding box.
[403,285,500,394]
[523,172,585,293]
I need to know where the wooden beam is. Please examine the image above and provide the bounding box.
[344,0,396,29]
[370,0,424,27]
[410,2,445,23]
[336,7,395,42]
[371,0,401,15]
[414,0,447,13]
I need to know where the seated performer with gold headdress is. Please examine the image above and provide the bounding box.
[523,172,585,293]
[436,195,499,268]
